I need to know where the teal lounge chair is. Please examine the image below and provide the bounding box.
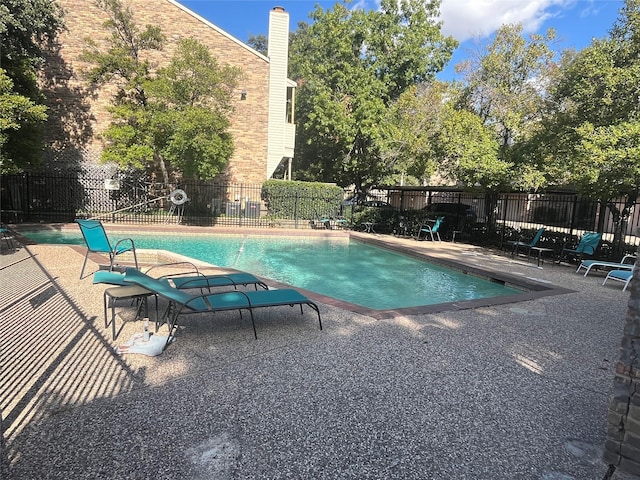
[77,219,138,279]
[122,268,322,348]
[1,223,16,251]
[507,227,545,258]
[558,232,602,264]
[576,254,636,277]
[93,264,268,291]
[602,269,634,291]
[416,216,444,242]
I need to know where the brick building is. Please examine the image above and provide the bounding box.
[44,0,296,184]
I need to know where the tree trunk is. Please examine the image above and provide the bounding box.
[154,153,169,187]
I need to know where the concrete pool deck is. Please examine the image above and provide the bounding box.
[1,226,638,479]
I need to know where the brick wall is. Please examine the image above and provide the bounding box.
[603,257,640,477]
[44,0,270,184]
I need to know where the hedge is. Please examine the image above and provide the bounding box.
[261,180,344,219]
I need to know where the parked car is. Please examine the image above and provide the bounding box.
[341,196,391,208]
[422,202,478,236]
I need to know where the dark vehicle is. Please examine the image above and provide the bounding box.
[422,202,477,237]
[341,196,391,208]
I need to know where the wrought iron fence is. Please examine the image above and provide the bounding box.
[2,170,640,254]
[0,171,340,228]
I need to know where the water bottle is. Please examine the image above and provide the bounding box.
[143,317,150,342]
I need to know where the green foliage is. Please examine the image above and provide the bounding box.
[261,180,343,219]
[0,0,64,72]
[540,0,640,201]
[573,121,640,200]
[0,0,64,172]
[82,1,240,182]
[290,0,457,193]
[247,34,268,56]
[0,70,48,172]
[379,83,444,182]
[436,107,507,191]
[457,23,556,189]
[80,0,164,106]
[527,0,640,254]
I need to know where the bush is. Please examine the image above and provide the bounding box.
[261,180,343,219]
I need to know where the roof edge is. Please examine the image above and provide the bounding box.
[167,0,269,62]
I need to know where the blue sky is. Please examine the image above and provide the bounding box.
[178,0,624,80]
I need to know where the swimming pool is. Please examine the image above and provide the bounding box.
[19,229,523,311]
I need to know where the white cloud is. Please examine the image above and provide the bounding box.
[439,0,575,42]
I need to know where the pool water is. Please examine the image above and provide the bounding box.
[20,230,522,310]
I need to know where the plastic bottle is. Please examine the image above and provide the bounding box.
[143,317,150,341]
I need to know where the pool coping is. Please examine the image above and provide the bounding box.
[343,234,575,319]
[14,224,576,319]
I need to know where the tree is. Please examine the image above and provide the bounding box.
[457,23,556,187]
[379,82,446,185]
[81,0,241,183]
[435,106,504,191]
[247,34,268,56]
[0,0,64,172]
[380,81,506,192]
[289,0,457,195]
[539,0,640,252]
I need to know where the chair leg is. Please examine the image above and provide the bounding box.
[80,251,91,279]
[248,308,257,339]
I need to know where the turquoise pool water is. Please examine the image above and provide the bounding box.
[20,230,522,310]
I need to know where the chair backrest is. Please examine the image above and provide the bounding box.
[124,268,193,306]
[77,219,112,253]
[531,227,545,246]
[433,216,444,232]
[577,232,602,254]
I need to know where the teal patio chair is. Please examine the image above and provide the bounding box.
[122,268,322,349]
[415,216,444,242]
[558,232,602,264]
[77,219,138,279]
[507,227,545,258]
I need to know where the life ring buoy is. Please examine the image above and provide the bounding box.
[169,189,188,206]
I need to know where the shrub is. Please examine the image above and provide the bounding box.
[261,180,343,219]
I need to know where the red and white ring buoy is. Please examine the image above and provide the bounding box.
[169,189,188,206]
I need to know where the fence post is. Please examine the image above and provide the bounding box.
[500,193,508,249]
[24,172,31,222]
[294,191,299,229]
[569,194,578,237]
[238,184,244,227]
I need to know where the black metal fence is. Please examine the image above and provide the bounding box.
[2,170,640,254]
[0,170,338,228]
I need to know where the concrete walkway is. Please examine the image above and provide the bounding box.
[1,232,638,479]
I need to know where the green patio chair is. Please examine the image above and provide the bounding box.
[77,219,138,279]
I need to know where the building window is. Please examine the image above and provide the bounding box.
[286,87,294,124]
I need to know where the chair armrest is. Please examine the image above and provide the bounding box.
[112,237,136,253]
[146,261,200,278]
